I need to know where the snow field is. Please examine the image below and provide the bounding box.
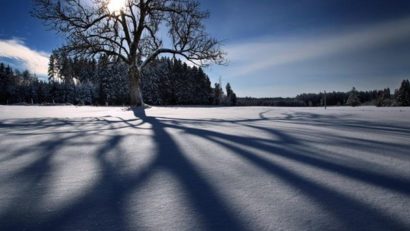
[0,105,409,230]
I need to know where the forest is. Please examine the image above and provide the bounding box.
[0,51,236,106]
[0,52,409,107]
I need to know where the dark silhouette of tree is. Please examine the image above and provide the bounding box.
[33,0,225,107]
[0,64,9,104]
[396,79,410,106]
[346,87,361,107]
[225,83,237,106]
[48,52,56,81]
[213,82,223,105]
[142,57,213,105]
[376,88,391,107]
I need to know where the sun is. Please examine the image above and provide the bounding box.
[107,0,127,13]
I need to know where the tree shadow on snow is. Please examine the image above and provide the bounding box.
[0,108,408,230]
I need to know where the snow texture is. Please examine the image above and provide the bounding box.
[0,105,409,231]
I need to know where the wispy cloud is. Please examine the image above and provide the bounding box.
[226,17,410,78]
[0,39,49,75]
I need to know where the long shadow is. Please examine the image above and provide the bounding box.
[37,109,249,230]
[133,108,249,231]
[0,125,158,231]
[0,110,250,230]
[0,109,409,230]
[155,112,410,230]
[148,110,410,230]
[214,137,409,230]
[0,131,92,230]
[277,112,410,135]
[40,135,129,231]
[160,116,410,196]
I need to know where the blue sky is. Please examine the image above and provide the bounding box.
[1,0,410,97]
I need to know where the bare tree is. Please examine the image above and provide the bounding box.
[33,0,225,106]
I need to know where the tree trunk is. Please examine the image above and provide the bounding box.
[128,66,144,107]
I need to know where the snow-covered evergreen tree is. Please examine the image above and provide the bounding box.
[226,83,237,106]
[142,58,165,105]
[346,87,361,106]
[96,57,129,105]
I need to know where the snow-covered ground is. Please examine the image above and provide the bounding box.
[0,105,409,231]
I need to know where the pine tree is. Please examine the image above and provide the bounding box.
[376,88,391,107]
[346,87,361,106]
[5,65,16,104]
[214,83,223,105]
[397,79,410,106]
[225,83,237,106]
[142,58,163,105]
[0,63,7,103]
[48,53,56,81]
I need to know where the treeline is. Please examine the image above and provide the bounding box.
[237,82,410,107]
[141,58,236,106]
[0,63,52,105]
[237,97,304,106]
[295,87,393,107]
[0,52,237,106]
[2,52,409,107]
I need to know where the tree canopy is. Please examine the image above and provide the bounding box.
[33,0,225,106]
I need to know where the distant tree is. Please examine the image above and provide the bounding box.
[33,0,225,107]
[7,69,18,104]
[48,52,56,81]
[226,83,232,97]
[0,63,7,103]
[396,79,410,106]
[213,82,223,105]
[346,87,361,106]
[376,88,391,107]
[225,83,237,106]
[196,67,212,104]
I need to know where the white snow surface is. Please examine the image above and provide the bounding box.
[0,105,409,231]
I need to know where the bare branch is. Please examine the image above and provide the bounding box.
[33,0,225,69]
